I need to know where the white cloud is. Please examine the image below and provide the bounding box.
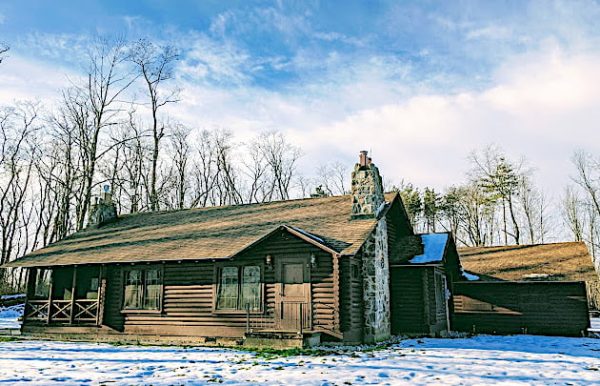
[165,46,600,203]
[2,30,599,211]
[0,54,75,105]
[0,12,5,25]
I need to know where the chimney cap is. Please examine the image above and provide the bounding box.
[359,150,369,167]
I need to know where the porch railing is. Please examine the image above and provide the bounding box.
[25,299,100,325]
[246,301,311,334]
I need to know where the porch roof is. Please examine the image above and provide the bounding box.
[4,193,398,268]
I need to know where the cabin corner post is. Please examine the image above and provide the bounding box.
[332,253,341,334]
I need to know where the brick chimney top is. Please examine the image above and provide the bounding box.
[359,150,369,167]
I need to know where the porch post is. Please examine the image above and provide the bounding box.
[69,266,78,324]
[24,268,36,324]
[96,265,106,326]
[46,269,54,325]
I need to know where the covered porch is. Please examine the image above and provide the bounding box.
[24,266,105,326]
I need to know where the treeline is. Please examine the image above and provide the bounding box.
[395,146,600,264]
[1,37,599,292]
[393,146,550,247]
[0,38,311,290]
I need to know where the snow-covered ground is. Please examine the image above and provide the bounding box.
[0,335,599,385]
[0,303,23,329]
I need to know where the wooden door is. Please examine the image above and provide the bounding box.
[276,257,311,331]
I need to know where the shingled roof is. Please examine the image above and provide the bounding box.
[4,193,399,268]
[458,242,599,282]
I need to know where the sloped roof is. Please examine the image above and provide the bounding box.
[409,233,449,264]
[458,242,599,282]
[4,193,398,268]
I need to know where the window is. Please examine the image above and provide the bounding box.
[216,265,262,312]
[122,268,162,311]
[33,269,51,299]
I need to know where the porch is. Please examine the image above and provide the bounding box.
[24,266,104,326]
[243,300,341,347]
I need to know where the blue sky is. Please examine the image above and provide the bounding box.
[1,1,600,207]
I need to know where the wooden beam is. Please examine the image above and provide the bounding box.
[97,265,106,326]
[69,266,78,324]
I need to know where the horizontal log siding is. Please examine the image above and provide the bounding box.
[390,266,428,334]
[103,266,124,330]
[452,281,590,336]
[385,200,414,265]
[339,255,364,342]
[100,230,337,338]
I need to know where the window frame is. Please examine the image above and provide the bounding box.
[120,265,164,314]
[213,261,264,315]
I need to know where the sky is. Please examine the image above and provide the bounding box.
[1,0,599,199]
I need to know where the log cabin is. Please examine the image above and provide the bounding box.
[2,151,467,347]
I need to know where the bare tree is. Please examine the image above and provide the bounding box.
[316,161,348,196]
[471,146,522,245]
[130,39,179,211]
[169,124,190,209]
[562,186,584,242]
[74,38,137,230]
[189,130,219,208]
[572,150,600,257]
[0,43,9,65]
[256,131,301,201]
[0,102,41,283]
[243,138,269,203]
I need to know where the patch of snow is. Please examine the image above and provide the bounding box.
[523,273,550,279]
[0,293,25,300]
[375,201,387,217]
[0,335,599,385]
[0,303,23,329]
[460,267,480,281]
[409,233,449,264]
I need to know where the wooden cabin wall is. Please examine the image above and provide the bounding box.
[390,266,427,335]
[386,199,415,265]
[452,281,590,336]
[339,255,364,343]
[103,265,125,331]
[390,266,449,336]
[99,231,338,339]
[425,267,449,335]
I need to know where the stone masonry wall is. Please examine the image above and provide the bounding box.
[361,217,391,342]
[351,163,385,218]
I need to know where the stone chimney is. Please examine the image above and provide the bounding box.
[351,150,384,219]
[88,185,118,228]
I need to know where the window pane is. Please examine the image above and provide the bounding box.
[143,269,162,310]
[123,270,143,309]
[241,266,261,311]
[34,269,51,299]
[217,266,239,310]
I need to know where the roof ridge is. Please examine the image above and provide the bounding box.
[118,194,353,219]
